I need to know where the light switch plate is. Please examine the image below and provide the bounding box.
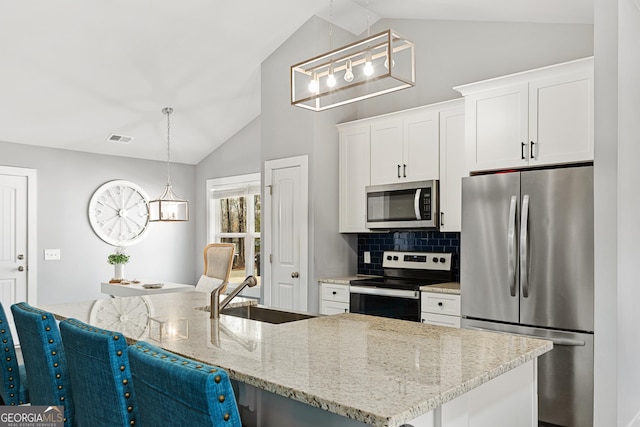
[364,251,371,264]
[44,249,61,260]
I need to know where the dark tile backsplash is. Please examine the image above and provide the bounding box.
[358,231,460,281]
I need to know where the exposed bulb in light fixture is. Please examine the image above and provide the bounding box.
[384,57,395,69]
[344,60,354,82]
[327,65,336,88]
[363,60,374,77]
[308,74,319,94]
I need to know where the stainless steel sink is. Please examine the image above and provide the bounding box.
[195,304,316,324]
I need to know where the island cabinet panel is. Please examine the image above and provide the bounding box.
[455,57,593,173]
[337,99,465,233]
[235,359,538,427]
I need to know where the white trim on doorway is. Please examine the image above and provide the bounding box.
[0,166,37,305]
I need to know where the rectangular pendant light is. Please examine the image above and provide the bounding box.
[291,29,415,112]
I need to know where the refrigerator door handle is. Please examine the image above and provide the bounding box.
[507,196,518,297]
[520,194,530,298]
[465,327,586,346]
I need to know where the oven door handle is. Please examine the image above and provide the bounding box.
[350,286,420,299]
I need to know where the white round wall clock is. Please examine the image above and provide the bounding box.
[88,180,151,246]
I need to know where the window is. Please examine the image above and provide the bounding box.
[207,174,261,285]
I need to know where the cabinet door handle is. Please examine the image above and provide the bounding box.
[397,164,401,178]
[530,141,535,159]
[403,164,407,178]
[440,212,444,226]
[521,142,526,160]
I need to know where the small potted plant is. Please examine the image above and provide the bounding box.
[107,246,130,282]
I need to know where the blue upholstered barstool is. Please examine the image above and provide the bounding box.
[0,303,28,405]
[128,341,241,427]
[11,302,74,426]
[60,318,138,427]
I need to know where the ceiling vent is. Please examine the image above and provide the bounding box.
[107,134,134,144]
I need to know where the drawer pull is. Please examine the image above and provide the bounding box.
[332,291,337,295]
[437,302,443,307]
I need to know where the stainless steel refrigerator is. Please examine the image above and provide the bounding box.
[460,165,594,427]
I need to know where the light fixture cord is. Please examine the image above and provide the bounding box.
[329,0,333,50]
[366,0,370,37]
[165,109,172,186]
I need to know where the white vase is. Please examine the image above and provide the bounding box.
[114,263,125,281]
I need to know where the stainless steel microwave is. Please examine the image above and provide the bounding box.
[365,180,439,229]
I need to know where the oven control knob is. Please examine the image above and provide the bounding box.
[432,257,439,263]
[393,256,398,261]
[387,255,392,260]
[439,257,446,264]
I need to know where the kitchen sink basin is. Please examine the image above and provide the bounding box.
[195,304,316,324]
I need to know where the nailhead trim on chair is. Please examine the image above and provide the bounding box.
[131,342,237,424]
[0,314,26,405]
[63,318,137,427]
[13,303,71,421]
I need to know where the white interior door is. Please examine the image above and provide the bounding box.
[0,167,37,342]
[263,156,308,312]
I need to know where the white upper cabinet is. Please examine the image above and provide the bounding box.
[337,99,466,233]
[455,57,593,172]
[338,125,370,233]
[439,104,466,232]
[370,111,439,185]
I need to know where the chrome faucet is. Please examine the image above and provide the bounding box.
[210,275,257,319]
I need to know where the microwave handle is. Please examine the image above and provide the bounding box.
[414,189,421,220]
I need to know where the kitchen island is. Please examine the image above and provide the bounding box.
[42,291,551,427]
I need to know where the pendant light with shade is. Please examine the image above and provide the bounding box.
[149,107,189,222]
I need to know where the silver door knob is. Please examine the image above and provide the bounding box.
[291,272,299,278]
[17,266,25,272]
[17,254,24,260]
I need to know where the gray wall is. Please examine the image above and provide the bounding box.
[0,140,196,304]
[593,0,640,424]
[616,0,640,420]
[356,19,594,118]
[194,116,262,275]
[593,0,618,423]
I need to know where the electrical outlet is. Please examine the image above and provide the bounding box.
[364,251,371,264]
[44,249,61,261]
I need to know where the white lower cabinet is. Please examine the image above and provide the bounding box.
[319,282,349,315]
[421,292,461,328]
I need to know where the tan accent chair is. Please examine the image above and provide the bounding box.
[196,243,235,294]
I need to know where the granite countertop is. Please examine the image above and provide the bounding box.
[320,276,461,295]
[42,292,550,427]
[420,282,460,294]
[318,275,380,285]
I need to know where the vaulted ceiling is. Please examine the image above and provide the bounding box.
[0,0,593,165]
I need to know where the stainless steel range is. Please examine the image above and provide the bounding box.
[349,251,454,322]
